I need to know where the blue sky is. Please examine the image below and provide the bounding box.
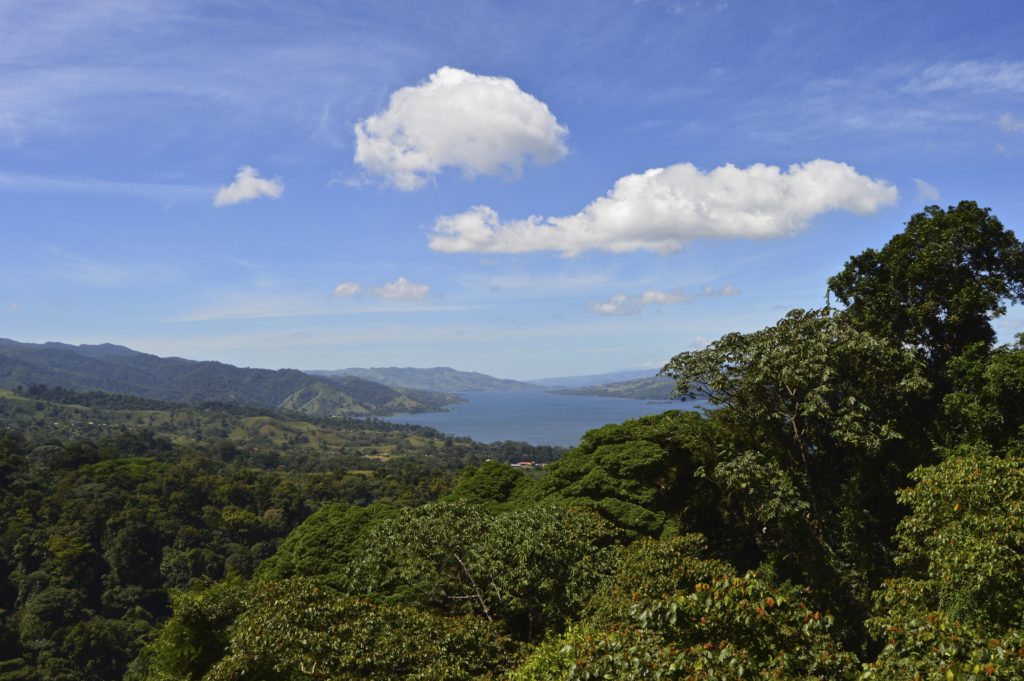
[2,0,1023,379]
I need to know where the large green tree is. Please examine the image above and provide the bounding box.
[828,201,1024,373]
[662,308,930,644]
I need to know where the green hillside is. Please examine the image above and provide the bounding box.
[314,366,537,392]
[0,340,458,417]
[552,374,677,400]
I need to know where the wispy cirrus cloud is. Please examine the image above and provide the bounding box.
[31,247,181,287]
[0,171,211,200]
[907,60,1024,94]
[332,282,361,298]
[590,289,691,316]
[999,113,1024,133]
[169,290,465,323]
[0,2,420,142]
[699,284,740,297]
[589,283,739,316]
[913,178,940,202]
[371,276,430,300]
[329,276,430,301]
[330,277,430,301]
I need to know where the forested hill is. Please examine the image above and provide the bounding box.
[0,339,457,417]
[552,374,676,400]
[0,386,559,681]
[312,366,537,392]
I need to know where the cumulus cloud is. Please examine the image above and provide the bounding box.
[998,113,1024,132]
[913,178,940,202]
[429,160,897,256]
[354,66,568,190]
[332,282,361,298]
[213,166,284,206]
[590,289,692,316]
[372,277,430,300]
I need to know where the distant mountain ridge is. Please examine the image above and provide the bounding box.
[552,375,678,400]
[312,366,537,393]
[0,339,457,417]
[528,368,661,389]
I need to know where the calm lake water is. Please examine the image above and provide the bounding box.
[384,390,706,447]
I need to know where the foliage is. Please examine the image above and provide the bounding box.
[865,447,1024,678]
[663,308,931,637]
[940,340,1024,449]
[827,201,1024,372]
[136,578,517,681]
[255,502,395,588]
[514,568,858,680]
[0,390,495,680]
[539,410,717,536]
[448,460,537,509]
[583,534,732,627]
[350,499,617,641]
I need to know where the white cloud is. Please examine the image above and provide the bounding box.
[999,113,1024,132]
[913,178,940,202]
[429,159,897,256]
[213,166,284,206]
[332,282,361,298]
[909,61,1024,94]
[354,66,568,190]
[700,284,740,297]
[589,289,691,316]
[372,277,430,300]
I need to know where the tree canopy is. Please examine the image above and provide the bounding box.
[828,200,1024,371]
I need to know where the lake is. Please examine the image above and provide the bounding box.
[383,390,706,447]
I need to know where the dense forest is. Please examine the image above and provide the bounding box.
[2,200,1024,679]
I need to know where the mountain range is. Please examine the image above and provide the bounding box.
[0,338,677,417]
[0,339,457,417]
[310,367,537,393]
[551,375,677,400]
[526,368,660,389]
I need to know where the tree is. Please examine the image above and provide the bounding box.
[513,558,858,680]
[135,578,517,681]
[828,201,1024,373]
[447,460,534,509]
[662,309,930,646]
[349,500,617,641]
[255,502,395,589]
[865,445,1024,678]
[538,411,718,537]
[940,337,1024,450]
